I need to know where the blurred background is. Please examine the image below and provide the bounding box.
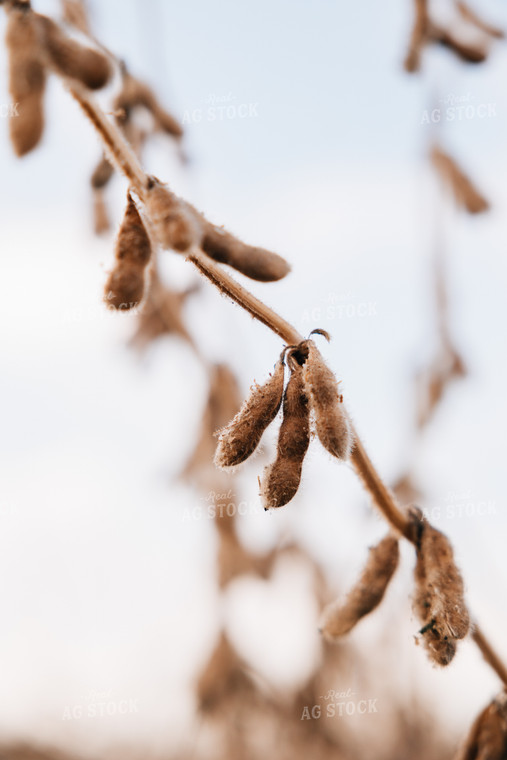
[1,0,507,757]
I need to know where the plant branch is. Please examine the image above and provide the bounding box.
[472,624,507,688]
[64,83,507,689]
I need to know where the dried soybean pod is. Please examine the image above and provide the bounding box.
[432,27,488,65]
[431,146,489,214]
[36,14,111,89]
[417,521,469,640]
[215,356,285,469]
[104,193,151,309]
[5,5,46,156]
[144,179,198,252]
[91,154,114,189]
[114,69,183,138]
[303,340,352,460]
[320,534,399,641]
[456,696,507,760]
[261,356,310,509]
[200,222,291,282]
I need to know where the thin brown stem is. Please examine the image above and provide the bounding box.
[69,83,148,193]
[350,431,413,540]
[188,248,302,345]
[472,624,507,688]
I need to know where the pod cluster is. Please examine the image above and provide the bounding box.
[215,335,353,510]
[4,1,111,157]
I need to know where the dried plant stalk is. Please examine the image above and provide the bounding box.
[261,355,310,509]
[455,693,507,760]
[182,363,241,492]
[5,5,46,156]
[411,512,470,666]
[320,534,399,641]
[431,146,490,214]
[456,1,505,40]
[92,187,110,235]
[404,0,429,72]
[36,13,111,89]
[196,633,254,713]
[302,339,352,460]
[104,192,151,309]
[215,356,285,469]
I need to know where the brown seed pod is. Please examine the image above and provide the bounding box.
[103,263,144,310]
[261,356,310,509]
[5,5,46,157]
[201,222,291,282]
[302,339,352,460]
[103,193,151,309]
[90,154,114,189]
[320,534,399,641]
[411,512,469,666]
[456,694,507,760]
[431,146,489,214]
[144,179,198,252]
[36,14,111,90]
[114,69,183,138]
[430,25,488,65]
[215,356,285,469]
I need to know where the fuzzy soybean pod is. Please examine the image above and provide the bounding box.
[261,357,310,509]
[319,534,400,641]
[411,514,469,666]
[200,222,291,282]
[5,6,46,157]
[215,357,285,469]
[456,695,507,760]
[36,14,111,90]
[144,179,199,252]
[303,340,352,460]
[104,193,151,309]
